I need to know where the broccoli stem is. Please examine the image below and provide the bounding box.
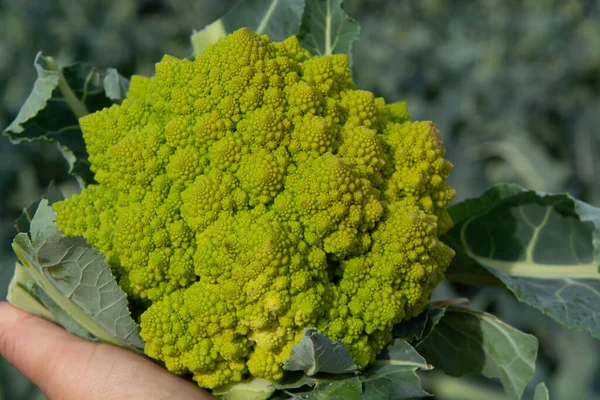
[45,56,90,119]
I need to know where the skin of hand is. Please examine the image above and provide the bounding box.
[0,302,214,400]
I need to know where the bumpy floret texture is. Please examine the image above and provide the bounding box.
[53,28,455,388]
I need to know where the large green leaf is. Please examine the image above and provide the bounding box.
[417,306,538,399]
[3,53,128,185]
[191,0,305,56]
[442,184,600,339]
[9,199,143,352]
[297,0,360,56]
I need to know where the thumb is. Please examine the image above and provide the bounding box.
[0,302,213,400]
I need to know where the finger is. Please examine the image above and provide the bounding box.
[0,303,213,400]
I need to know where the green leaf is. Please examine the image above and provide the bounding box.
[3,53,127,185]
[533,382,550,400]
[417,306,538,399]
[284,328,359,375]
[191,0,305,57]
[9,199,143,352]
[289,377,363,399]
[102,67,130,102]
[442,183,600,339]
[393,306,446,345]
[297,0,360,56]
[360,339,432,399]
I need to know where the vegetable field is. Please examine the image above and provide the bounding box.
[0,0,599,399]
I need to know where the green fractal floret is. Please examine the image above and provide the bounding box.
[53,28,456,389]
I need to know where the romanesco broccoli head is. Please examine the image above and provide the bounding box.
[53,28,456,389]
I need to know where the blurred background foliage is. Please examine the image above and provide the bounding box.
[0,0,598,399]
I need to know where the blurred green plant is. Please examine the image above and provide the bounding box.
[347,0,600,205]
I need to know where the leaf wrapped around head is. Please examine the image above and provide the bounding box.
[9,197,143,352]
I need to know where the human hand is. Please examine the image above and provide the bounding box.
[0,302,214,400]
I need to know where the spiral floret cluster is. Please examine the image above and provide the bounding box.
[54,28,455,388]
